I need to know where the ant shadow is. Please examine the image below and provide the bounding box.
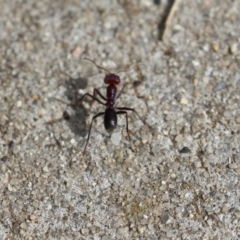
[62,75,89,138]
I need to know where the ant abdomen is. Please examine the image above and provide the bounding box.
[104,108,117,133]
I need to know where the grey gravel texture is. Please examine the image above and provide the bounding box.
[0,0,240,239]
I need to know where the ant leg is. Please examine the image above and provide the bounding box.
[83,111,105,155]
[116,83,128,99]
[116,110,135,152]
[44,119,63,149]
[76,93,106,106]
[56,67,106,105]
[93,88,107,101]
[50,92,106,107]
[116,107,145,124]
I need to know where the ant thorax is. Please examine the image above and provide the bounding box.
[107,84,117,108]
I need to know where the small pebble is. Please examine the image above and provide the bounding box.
[202,44,209,52]
[20,222,27,229]
[202,76,209,84]
[221,206,228,213]
[180,97,188,105]
[192,60,200,67]
[117,227,129,235]
[17,100,22,107]
[223,110,232,118]
[111,131,122,146]
[63,111,70,120]
[179,147,191,153]
[43,165,49,172]
[212,42,219,52]
[8,184,13,191]
[234,167,240,173]
[230,43,238,54]
[189,213,194,219]
[81,228,89,235]
[193,78,198,85]
[235,116,240,124]
[147,100,155,107]
[138,226,146,234]
[175,134,184,143]
[29,215,39,223]
[212,82,227,92]
[161,211,170,224]
[185,192,190,198]
[101,236,110,240]
[72,46,82,59]
[39,108,46,117]
[2,200,9,207]
[61,131,70,139]
[1,156,8,162]
[194,161,202,168]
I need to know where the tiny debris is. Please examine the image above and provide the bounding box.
[179,147,191,154]
[8,140,14,148]
[1,156,8,162]
[63,110,70,120]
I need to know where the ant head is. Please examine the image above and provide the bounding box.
[84,58,121,85]
[104,74,120,85]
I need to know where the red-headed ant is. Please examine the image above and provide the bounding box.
[80,58,145,155]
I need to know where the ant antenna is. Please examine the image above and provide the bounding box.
[116,63,141,74]
[84,58,111,74]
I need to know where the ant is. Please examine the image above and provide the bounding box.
[79,58,145,155]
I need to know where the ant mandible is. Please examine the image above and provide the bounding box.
[79,58,145,155]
